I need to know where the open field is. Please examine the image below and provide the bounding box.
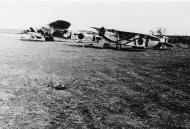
[0,34,190,129]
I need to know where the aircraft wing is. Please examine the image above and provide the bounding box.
[114,29,160,41]
[91,27,160,41]
[49,20,71,30]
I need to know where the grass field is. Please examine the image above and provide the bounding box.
[0,34,190,129]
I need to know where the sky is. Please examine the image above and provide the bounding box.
[0,0,190,35]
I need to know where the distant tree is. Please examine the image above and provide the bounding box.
[149,27,167,37]
[149,30,154,35]
[156,27,167,36]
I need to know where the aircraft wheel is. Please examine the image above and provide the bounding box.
[137,38,143,45]
[103,43,109,48]
[89,44,93,47]
[116,45,122,50]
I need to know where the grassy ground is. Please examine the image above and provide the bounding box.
[0,35,190,129]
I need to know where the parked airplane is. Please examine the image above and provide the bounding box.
[20,20,71,41]
[91,27,174,50]
[20,27,45,41]
[72,30,100,44]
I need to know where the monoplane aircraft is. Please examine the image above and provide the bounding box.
[91,27,174,50]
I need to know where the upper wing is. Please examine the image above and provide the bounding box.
[110,29,160,41]
[49,20,71,30]
[91,27,160,41]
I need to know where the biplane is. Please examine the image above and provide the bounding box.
[20,20,71,41]
[91,27,174,50]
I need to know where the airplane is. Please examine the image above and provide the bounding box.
[91,27,174,50]
[72,30,100,45]
[20,20,71,41]
[48,20,72,41]
[20,27,45,41]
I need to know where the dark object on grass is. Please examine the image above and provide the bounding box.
[47,81,67,90]
[54,83,67,90]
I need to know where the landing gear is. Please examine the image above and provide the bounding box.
[103,43,109,48]
[116,44,122,50]
[44,34,54,41]
[89,44,93,47]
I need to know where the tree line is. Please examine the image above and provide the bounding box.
[150,27,190,44]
